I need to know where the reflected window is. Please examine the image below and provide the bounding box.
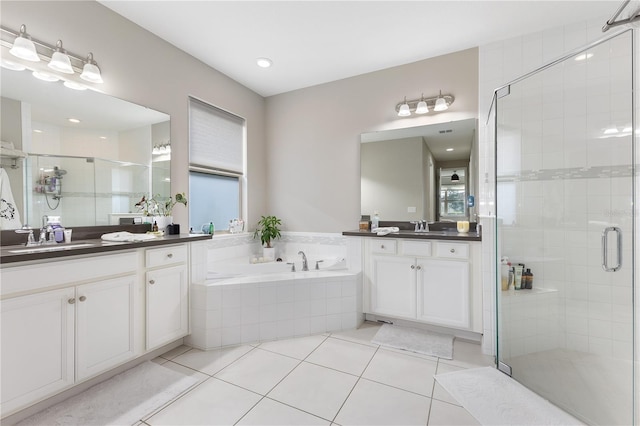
[439,167,467,220]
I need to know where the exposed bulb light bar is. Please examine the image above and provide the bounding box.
[396,91,454,117]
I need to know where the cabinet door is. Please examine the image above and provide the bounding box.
[417,259,470,329]
[370,256,416,319]
[1,288,75,416]
[75,275,136,381]
[146,264,188,350]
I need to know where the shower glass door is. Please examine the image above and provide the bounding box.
[495,30,635,425]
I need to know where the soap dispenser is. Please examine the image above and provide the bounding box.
[372,212,380,231]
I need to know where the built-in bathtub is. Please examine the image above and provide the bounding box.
[186,257,363,350]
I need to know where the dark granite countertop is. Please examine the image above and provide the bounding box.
[342,229,481,242]
[1,224,211,265]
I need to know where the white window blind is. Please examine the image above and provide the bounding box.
[189,97,244,174]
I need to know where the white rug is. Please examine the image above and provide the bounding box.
[371,323,454,359]
[18,361,199,426]
[435,367,584,425]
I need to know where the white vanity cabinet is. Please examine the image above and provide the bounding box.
[364,238,481,333]
[144,244,189,350]
[0,252,139,416]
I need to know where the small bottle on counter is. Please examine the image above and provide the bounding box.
[372,212,380,231]
[523,268,534,289]
[359,215,370,232]
[152,221,159,232]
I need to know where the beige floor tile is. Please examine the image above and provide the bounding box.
[439,340,494,369]
[306,337,377,376]
[334,378,431,425]
[268,362,358,421]
[171,345,254,375]
[258,334,328,360]
[330,321,381,347]
[432,362,464,406]
[237,397,330,425]
[362,348,438,396]
[215,348,300,394]
[427,399,479,425]
[146,378,261,425]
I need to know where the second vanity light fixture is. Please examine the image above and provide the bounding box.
[2,24,104,88]
[396,90,454,117]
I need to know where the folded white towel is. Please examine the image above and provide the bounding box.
[101,231,157,242]
[374,226,400,236]
[0,168,22,229]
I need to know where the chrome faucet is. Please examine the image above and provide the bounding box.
[410,220,429,232]
[298,251,309,271]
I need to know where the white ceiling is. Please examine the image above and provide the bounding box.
[99,1,619,97]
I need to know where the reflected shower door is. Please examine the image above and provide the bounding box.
[495,30,634,425]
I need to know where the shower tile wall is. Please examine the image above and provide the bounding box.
[477,15,637,359]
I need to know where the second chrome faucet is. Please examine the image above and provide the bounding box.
[298,250,309,271]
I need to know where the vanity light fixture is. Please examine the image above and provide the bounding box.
[396,91,454,117]
[434,90,448,112]
[398,97,411,117]
[9,24,39,62]
[48,40,74,74]
[415,94,429,114]
[80,53,103,84]
[152,142,171,155]
[1,24,105,87]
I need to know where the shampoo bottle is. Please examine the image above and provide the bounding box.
[514,264,524,290]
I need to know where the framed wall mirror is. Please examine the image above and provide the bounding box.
[0,68,170,230]
[360,118,477,222]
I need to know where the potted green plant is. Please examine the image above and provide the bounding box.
[135,192,187,231]
[253,215,282,260]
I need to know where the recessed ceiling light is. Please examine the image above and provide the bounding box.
[68,118,80,123]
[446,148,454,152]
[33,129,43,133]
[256,57,273,68]
[99,136,107,140]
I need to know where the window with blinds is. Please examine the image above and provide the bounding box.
[188,97,244,233]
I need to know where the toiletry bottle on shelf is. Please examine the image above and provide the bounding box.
[500,257,510,291]
[152,221,159,232]
[209,222,215,235]
[372,212,380,231]
[524,268,533,289]
[514,264,524,290]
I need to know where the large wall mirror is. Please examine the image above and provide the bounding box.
[0,69,170,230]
[360,118,477,222]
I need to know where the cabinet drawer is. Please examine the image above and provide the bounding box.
[146,244,187,268]
[436,242,469,259]
[370,239,397,255]
[402,241,432,257]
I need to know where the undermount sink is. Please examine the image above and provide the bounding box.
[7,242,97,254]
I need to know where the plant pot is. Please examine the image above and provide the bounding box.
[262,246,276,261]
[152,216,172,232]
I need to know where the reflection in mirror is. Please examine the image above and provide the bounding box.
[0,68,170,230]
[439,167,467,220]
[360,118,477,223]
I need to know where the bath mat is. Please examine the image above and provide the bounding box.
[17,361,198,426]
[371,323,454,359]
[435,367,583,425]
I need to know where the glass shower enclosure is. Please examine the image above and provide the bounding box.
[494,30,635,425]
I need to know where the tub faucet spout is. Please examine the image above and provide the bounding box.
[298,251,309,271]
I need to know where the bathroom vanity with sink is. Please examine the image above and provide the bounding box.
[344,224,482,338]
[0,227,210,418]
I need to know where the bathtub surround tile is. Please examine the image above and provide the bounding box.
[306,337,377,376]
[334,378,431,426]
[215,348,300,395]
[146,377,261,425]
[222,326,242,346]
[268,362,358,421]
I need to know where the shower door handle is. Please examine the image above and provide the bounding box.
[601,227,622,272]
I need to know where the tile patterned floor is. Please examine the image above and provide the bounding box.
[142,322,494,425]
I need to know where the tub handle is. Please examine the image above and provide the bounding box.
[287,262,296,272]
[315,260,324,270]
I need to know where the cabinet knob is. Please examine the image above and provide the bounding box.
[68,298,76,304]
[79,296,87,302]
[411,265,415,269]
[167,253,173,258]
[149,279,155,285]
[450,248,456,253]
[380,245,385,249]
[416,265,422,270]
